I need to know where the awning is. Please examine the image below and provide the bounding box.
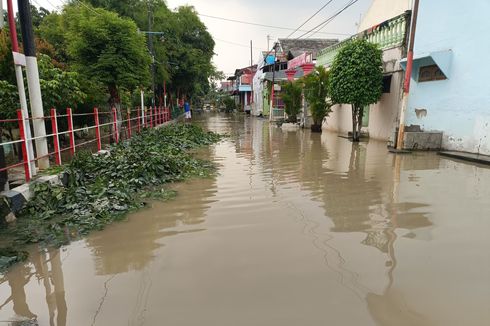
[400,49,453,79]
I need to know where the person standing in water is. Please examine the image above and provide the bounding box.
[184,101,191,121]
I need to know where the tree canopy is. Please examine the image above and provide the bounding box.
[329,38,383,141]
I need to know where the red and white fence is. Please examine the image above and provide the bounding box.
[0,106,171,183]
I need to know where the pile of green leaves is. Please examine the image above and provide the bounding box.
[0,124,220,270]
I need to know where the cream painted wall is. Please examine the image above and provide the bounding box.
[323,48,405,142]
[358,0,411,32]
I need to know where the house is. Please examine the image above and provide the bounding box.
[317,0,411,141]
[252,38,338,118]
[229,66,256,113]
[401,0,490,155]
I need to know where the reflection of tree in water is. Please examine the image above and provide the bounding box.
[86,157,218,275]
[0,248,67,326]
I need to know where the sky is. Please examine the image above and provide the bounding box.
[5,0,373,77]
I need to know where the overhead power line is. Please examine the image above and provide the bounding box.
[286,0,336,38]
[295,0,361,40]
[214,37,263,51]
[198,13,351,36]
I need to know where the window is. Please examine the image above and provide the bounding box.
[382,75,392,93]
[418,65,447,82]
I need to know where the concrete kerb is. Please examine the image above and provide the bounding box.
[0,118,179,224]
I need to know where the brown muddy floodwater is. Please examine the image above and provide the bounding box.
[1,113,490,326]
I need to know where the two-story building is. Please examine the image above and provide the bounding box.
[317,0,411,141]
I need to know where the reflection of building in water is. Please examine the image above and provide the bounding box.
[86,166,218,275]
[0,248,67,326]
[257,118,434,306]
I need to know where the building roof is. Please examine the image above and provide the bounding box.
[278,38,339,59]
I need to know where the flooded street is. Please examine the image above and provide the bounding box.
[1,113,489,325]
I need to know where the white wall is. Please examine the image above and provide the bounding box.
[358,0,411,32]
[323,47,405,142]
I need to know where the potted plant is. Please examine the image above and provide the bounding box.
[303,66,332,132]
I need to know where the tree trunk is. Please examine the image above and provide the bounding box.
[357,106,364,142]
[108,85,122,143]
[351,104,359,142]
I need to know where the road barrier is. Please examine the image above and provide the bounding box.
[0,106,173,184]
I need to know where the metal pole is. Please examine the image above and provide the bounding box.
[17,110,31,182]
[147,3,155,107]
[7,0,35,176]
[1,0,4,29]
[163,80,167,108]
[140,89,145,126]
[269,43,277,122]
[396,0,420,150]
[18,0,49,169]
[50,108,61,165]
[127,110,132,138]
[66,108,75,156]
[94,107,102,151]
[250,40,254,113]
[111,108,119,143]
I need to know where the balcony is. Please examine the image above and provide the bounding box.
[317,12,410,67]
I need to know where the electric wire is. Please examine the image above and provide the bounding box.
[295,0,360,40]
[285,0,336,38]
[198,13,350,36]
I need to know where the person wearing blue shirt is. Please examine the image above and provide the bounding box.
[184,101,191,120]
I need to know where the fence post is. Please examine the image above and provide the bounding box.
[160,107,163,124]
[137,107,141,133]
[149,106,153,129]
[111,107,119,143]
[94,107,102,151]
[127,110,132,138]
[17,110,31,182]
[50,108,61,165]
[67,108,75,156]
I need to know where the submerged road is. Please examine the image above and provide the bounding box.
[1,113,489,325]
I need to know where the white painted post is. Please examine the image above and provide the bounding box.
[18,0,49,169]
[140,89,145,126]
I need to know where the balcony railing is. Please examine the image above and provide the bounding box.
[317,12,410,67]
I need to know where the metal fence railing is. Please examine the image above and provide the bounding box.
[0,106,175,185]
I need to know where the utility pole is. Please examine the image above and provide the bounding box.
[250,40,253,113]
[1,0,4,29]
[396,0,420,150]
[269,42,277,122]
[147,2,155,108]
[9,0,35,175]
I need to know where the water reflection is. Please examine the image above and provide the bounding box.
[86,152,219,275]
[0,248,66,325]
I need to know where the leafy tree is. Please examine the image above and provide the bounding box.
[303,66,332,132]
[81,1,215,104]
[222,96,236,113]
[0,29,15,85]
[281,81,302,123]
[37,54,86,113]
[40,4,151,110]
[329,38,383,141]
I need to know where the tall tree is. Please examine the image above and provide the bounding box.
[40,4,151,109]
[329,38,383,141]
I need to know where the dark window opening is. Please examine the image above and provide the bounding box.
[419,64,447,82]
[382,75,392,93]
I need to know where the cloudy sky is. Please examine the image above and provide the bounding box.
[9,0,373,76]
